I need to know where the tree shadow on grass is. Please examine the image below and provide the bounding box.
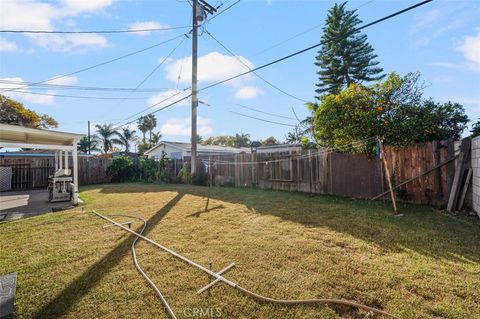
[32,192,184,318]
[169,185,480,264]
[92,183,480,264]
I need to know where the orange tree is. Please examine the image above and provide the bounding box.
[313,72,469,154]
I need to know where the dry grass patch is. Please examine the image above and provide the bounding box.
[1,183,479,318]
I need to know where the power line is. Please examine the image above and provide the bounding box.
[0,26,191,34]
[3,90,152,100]
[205,29,309,103]
[0,34,186,93]
[111,0,433,130]
[252,0,378,58]
[206,0,240,22]
[112,92,192,130]
[0,80,178,92]
[229,110,297,127]
[198,0,433,93]
[111,88,192,128]
[105,37,187,110]
[234,103,296,120]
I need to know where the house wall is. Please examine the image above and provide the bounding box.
[472,136,480,216]
[147,145,185,160]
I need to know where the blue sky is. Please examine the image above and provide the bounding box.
[0,0,479,145]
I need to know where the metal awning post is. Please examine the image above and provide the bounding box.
[72,143,78,205]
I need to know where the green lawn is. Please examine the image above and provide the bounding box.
[1,183,479,318]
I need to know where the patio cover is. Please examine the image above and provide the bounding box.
[0,124,84,204]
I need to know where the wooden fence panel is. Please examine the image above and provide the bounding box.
[383,140,455,205]
[0,156,111,190]
[202,140,455,206]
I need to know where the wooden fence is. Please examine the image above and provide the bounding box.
[0,156,111,190]
[195,140,458,206]
[1,140,461,207]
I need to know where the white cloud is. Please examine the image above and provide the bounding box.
[234,86,262,100]
[0,0,54,30]
[160,116,212,136]
[0,77,54,105]
[148,89,191,108]
[0,38,17,52]
[26,33,108,52]
[165,51,254,85]
[0,0,113,52]
[428,62,459,69]
[60,0,113,14]
[458,30,480,72]
[409,3,478,46]
[129,21,170,36]
[45,75,78,86]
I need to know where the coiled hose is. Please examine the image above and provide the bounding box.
[96,211,399,319]
[109,214,177,319]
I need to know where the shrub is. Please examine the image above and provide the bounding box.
[176,160,208,185]
[107,156,134,182]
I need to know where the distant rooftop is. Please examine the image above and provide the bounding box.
[145,141,250,155]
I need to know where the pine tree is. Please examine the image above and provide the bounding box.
[315,2,384,97]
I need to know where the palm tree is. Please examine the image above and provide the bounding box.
[144,114,157,144]
[77,135,100,154]
[137,116,149,143]
[113,128,137,153]
[95,124,118,154]
[150,131,162,145]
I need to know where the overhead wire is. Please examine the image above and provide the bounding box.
[109,0,433,130]
[97,36,188,118]
[0,80,178,92]
[206,0,241,23]
[252,0,378,58]
[234,103,296,120]
[205,29,309,103]
[0,26,191,34]
[229,110,297,127]
[197,0,433,93]
[0,34,186,93]
[2,90,152,100]
[111,90,192,129]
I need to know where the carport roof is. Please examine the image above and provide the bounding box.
[0,124,84,150]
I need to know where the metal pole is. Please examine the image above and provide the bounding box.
[191,0,199,179]
[88,120,91,155]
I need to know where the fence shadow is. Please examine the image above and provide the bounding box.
[176,185,480,264]
[32,192,184,318]
[87,183,480,263]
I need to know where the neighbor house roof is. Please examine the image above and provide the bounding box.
[144,141,250,156]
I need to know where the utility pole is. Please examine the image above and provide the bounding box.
[87,120,91,155]
[191,0,199,178]
[191,0,216,180]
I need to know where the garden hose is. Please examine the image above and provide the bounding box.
[108,214,177,319]
[94,210,399,319]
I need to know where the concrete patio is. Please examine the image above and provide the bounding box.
[0,190,74,221]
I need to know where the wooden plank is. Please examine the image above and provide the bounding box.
[447,138,472,212]
[457,168,472,211]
